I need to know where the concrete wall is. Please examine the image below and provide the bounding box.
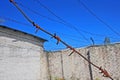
[47,44,120,80]
[0,26,120,80]
[0,26,47,80]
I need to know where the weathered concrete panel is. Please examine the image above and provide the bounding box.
[48,44,120,80]
[0,26,46,80]
[47,51,63,80]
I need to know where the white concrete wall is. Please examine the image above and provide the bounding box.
[48,44,120,80]
[0,26,47,80]
[1,26,120,80]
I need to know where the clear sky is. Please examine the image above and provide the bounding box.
[0,0,120,51]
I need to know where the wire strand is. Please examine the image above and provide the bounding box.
[78,0,120,37]
[9,1,114,79]
[34,0,90,43]
[0,16,31,26]
[16,1,119,42]
[16,2,65,24]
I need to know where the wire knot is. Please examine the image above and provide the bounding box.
[68,50,75,56]
[99,66,113,80]
[32,22,36,26]
[32,22,40,33]
[67,46,74,50]
[53,33,61,45]
[67,46,76,56]
[9,0,13,2]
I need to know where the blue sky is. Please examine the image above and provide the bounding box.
[0,0,120,51]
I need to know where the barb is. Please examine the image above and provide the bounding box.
[67,45,75,56]
[32,22,41,33]
[68,50,75,56]
[99,67,113,80]
[35,0,90,43]
[51,33,61,45]
[9,0,113,80]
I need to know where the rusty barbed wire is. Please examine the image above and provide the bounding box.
[9,0,113,79]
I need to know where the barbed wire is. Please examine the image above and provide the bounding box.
[1,16,119,47]
[9,0,114,80]
[16,1,120,41]
[34,0,90,43]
